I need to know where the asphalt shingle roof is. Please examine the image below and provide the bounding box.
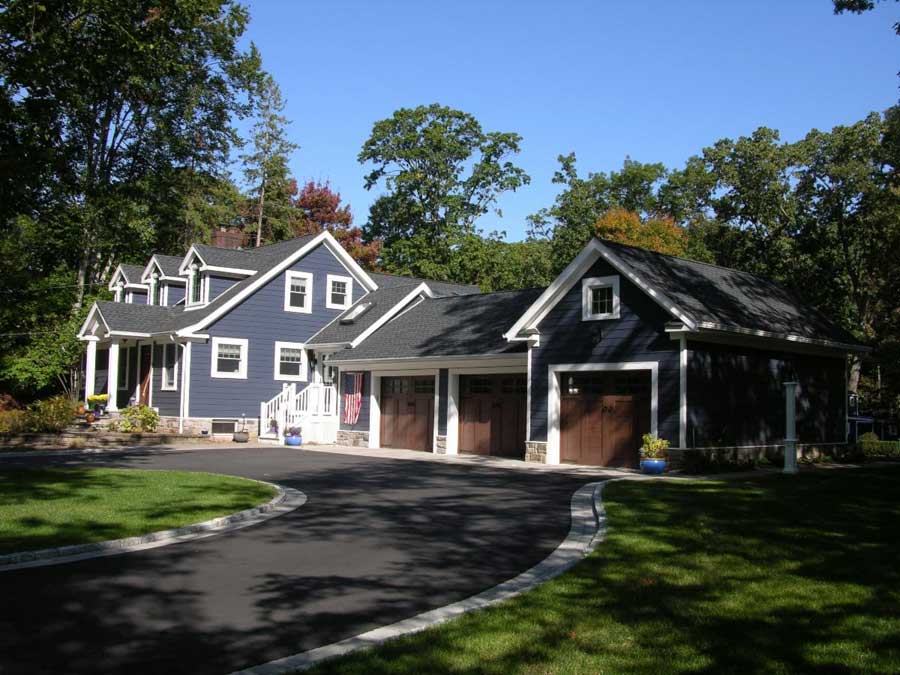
[600,240,862,346]
[308,285,426,346]
[329,288,542,361]
[368,272,480,296]
[96,301,178,334]
[153,254,185,278]
[118,264,146,285]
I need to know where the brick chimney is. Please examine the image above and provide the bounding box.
[211,226,245,249]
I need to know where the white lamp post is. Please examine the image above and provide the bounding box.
[783,381,799,475]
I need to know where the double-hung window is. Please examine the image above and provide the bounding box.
[582,276,621,321]
[211,337,248,379]
[326,274,353,310]
[284,271,313,313]
[273,341,308,381]
[161,343,178,390]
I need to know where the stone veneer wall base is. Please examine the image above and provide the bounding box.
[336,430,369,447]
[525,441,547,464]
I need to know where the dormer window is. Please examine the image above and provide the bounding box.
[326,274,353,310]
[149,273,160,306]
[582,276,620,321]
[188,263,204,306]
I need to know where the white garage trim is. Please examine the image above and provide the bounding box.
[547,361,659,465]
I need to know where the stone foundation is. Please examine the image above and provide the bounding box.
[336,429,369,447]
[525,441,548,463]
[435,435,447,454]
[156,416,259,441]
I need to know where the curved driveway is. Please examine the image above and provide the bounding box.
[0,447,593,675]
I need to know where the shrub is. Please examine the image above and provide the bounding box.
[640,433,669,459]
[858,434,900,459]
[0,394,20,411]
[0,410,29,433]
[25,395,76,432]
[118,404,160,433]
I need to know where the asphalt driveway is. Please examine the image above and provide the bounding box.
[0,447,594,675]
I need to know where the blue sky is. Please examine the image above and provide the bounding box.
[238,0,898,241]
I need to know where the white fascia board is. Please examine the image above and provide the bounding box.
[177,245,207,275]
[696,322,870,353]
[327,353,527,370]
[175,232,377,336]
[349,283,434,348]
[321,231,378,292]
[108,330,152,338]
[503,239,699,340]
[108,266,126,291]
[77,303,109,339]
[141,257,163,283]
[200,264,256,277]
[308,342,352,352]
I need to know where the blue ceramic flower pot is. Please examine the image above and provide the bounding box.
[641,459,667,475]
[285,436,302,447]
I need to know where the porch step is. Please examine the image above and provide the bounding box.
[257,434,281,446]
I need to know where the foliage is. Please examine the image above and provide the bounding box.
[242,74,300,246]
[833,0,900,36]
[594,207,688,256]
[359,104,529,278]
[0,410,29,434]
[528,154,668,272]
[87,394,108,405]
[639,433,669,459]
[0,395,78,434]
[0,395,20,412]
[447,234,554,292]
[858,437,900,457]
[307,469,900,674]
[292,181,381,269]
[287,426,300,437]
[118,405,160,433]
[0,468,277,554]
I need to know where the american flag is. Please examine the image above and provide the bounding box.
[342,372,363,425]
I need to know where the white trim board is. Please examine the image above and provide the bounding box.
[546,361,659,465]
[210,337,249,379]
[325,274,354,310]
[283,270,313,314]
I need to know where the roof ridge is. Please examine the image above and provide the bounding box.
[425,287,545,301]
[599,238,780,285]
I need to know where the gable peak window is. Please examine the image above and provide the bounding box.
[284,271,313,314]
[326,274,353,310]
[582,275,621,321]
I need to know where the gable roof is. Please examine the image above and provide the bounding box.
[329,288,543,362]
[368,272,480,296]
[506,238,866,351]
[79,301,177,338]
[108,264,147,290]
[142,254,187,283]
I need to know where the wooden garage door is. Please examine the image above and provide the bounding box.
[459,374,526,458]
[380,376,434,452]
[560,371,651,467]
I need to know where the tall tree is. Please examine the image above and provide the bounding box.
[593,207,688,257]
[527,154,667,272]
[242,74,299,247]
[359,104,529,278]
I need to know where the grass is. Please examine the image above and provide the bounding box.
[0,467,277,554]
[309,467,900,674]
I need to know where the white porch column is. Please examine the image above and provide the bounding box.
[84,339,98,402]
[107,342,120,411]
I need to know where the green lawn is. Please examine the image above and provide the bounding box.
[310,467,900,674]
[0,467,277,554]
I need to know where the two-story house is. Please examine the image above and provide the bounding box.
[78,231,866,466]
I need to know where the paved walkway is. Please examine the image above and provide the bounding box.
[0,446,615,675]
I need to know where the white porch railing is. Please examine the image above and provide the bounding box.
[259,383,337,443]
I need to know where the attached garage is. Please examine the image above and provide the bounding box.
[559,370,651,467]
[459,374,526,458]
[380,376,435,452]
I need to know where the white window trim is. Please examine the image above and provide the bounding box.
[582,275,620,321]
[284,271,313,314]
[210,337,248,379]
[273,341,308,382]
[326,274,353,310]
[186,271,209,309]
[161,343,179,391]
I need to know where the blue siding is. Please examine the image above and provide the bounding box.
[152,344,180,416]
[529,258,680,445]
[338,370,371,432]
[687,342,845,447]
[190,243,365,418]
[208,274,237,301]
[165,283,185,306]
[438,368,449,435]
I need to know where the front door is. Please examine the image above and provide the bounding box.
[380,376,434,451]
[138,345,152,405]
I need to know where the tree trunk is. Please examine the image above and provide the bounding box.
[74,248,91,310]
[255,180,266,247]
